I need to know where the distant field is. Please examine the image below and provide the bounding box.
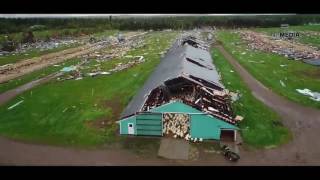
[254,25,320,48]
[0,30,118,66]
[0,43,81,66]
[216,30,320,110]
[0,31,178,147]
[212,48,291,148]
[0,28,117,43]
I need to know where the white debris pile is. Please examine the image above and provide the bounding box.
[163,113,191,140]
[1,38,81,56]
[296,88,320,102]
[109,56,145,73]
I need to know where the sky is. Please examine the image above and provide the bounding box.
[0,14,294,18]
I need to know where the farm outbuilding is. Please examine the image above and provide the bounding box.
[118,34,241,142]
[119,101,238,140]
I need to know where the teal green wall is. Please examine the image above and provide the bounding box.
[150,101,202,113]
[190,114,238,140]
[136,113,162,136]
[119,116,137,135]
[119,101,239,139]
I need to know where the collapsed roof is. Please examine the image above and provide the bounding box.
[121,35,226,119]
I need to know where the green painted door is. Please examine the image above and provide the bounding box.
[136,113,162,136]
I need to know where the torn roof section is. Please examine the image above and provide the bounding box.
[121,35,223,118]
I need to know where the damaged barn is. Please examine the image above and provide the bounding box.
[118,35,241,142]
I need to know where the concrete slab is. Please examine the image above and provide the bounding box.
[158,138,190,160]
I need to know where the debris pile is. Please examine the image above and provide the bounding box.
[0,31,148,83]
[163,113,190,139]
[0,38,80,56]
[138,34,243,125]
[110,56,145,73]
[296,88,320,102]
[239,31,320,65]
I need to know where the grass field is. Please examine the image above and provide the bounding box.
[216,30,320,110]
[254,25,320,48]
[0,31,178,147]
[212,48,291,148]
[0,58,82,94]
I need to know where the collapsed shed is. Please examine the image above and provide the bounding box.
[118,35,240,142]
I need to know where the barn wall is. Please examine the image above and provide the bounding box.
[119,116,137,135]
[190,114,238,140]
[136,113,163,136]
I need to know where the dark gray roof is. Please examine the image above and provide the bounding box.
[120,38,224,118]
[303,58,320,66]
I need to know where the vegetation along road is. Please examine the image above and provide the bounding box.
[215,44,320,165]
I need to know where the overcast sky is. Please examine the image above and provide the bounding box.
[0,14,294,18]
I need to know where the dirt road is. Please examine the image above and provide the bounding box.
[216,45,320,165]
[0,136,174,166]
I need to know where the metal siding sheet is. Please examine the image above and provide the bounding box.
[137,130,162,136]
[136,119,162,125]
[136,113,162,136]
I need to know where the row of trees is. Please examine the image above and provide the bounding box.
[1,15,320,34]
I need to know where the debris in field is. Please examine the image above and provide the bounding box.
[229,92,241,102]
[234,115,244,122]
[239,30,320,65]
[87,71,111,77]
[100,71,110,75]
[62,107,68,113]
[280,80,286,87]
[280,64,288,67]
[8,100,24,110]
[296,88,320,101]
[302,58,320,66]
[230,70,234,73]
[60,66,77,72]
[87,72,99,77]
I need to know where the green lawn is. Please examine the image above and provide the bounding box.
[0,31,178,147]
[254,25,320,48]
[212,48,291,148]
[216,30,320,110]
[0,58,82,93]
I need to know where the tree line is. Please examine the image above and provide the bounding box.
[1,15,320,34]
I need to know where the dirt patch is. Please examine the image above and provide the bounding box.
[298,69,320,78]
[86,98,124,130]
[122,136,161,158]
[102,98,124,121]
[86,117,113,130]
